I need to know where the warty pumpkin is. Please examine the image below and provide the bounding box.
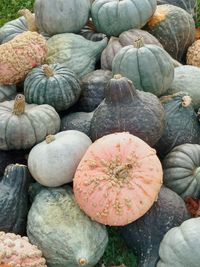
[74,132,163,226]
[187,40,200,67]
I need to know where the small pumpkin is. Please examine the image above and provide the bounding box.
[112,38,174,96]
[91,0,157,37]
[28,130,92,187]
[0,94,60,150]
[0,84,16,102]
[157,217,200,267]
[24,64,81,111]
[144,4,195,63]
[90,75,165,147]
[186,40,200,67]
[74,132,163,226]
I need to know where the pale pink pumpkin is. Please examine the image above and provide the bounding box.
[73,132,163,226]
[0,231,46,267]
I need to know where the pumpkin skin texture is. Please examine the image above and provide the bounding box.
[157,217,200,267]
[74,132,163,226]
[120,186,190,267]
[155,92,200,158]
[0,164,31,235]
[24,64,81,111]
[162,144,200,199]
[0,31,48,85]
[0,85,16,102]
[34,0,91,35]
[46,33,107,78]
[28,130,92,187]
[91,0,157,37]
[27,186,108,267]
[144,5,195,63]
[78,69,113,112]
[0,94,60,150]
[90,75,165,147]
[112,39,174,96]
[186,40,200,67]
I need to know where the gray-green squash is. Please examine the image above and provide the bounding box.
[46,33,108,78]
[24,64,81,111]
[0,84,16,102]
[27,186,108,267]
[91,0,157,37]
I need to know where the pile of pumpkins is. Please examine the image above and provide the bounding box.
[1,0,200,266]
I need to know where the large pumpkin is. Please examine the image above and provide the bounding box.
[112,38,174,96]
[0,94,60,150]
[91,0,157,37]
[90,75,165,147]
[74,132,163,226]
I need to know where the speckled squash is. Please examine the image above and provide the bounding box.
[0,164,31,235]
[91,0,157,37]
[120,186,190,267]
[162,144,200,198]
[144,4,195,63]
[155,92,200,158]
[34,0,91,35]
[77,69,112,112]
[0,85,16,102]
[46,33,107,78]
[74,132,163,226]
[112,38,174,96]
[27,186,108,267]
[187,40,200,67]
[157,217,200,267]
[24,64,81,111]
[0,94,60,150]
[90,75,165,146]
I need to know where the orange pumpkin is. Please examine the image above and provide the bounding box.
[73,132,163,226]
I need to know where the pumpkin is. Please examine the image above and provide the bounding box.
[74,132,163,226]
[91,0,157,37]
[186,40,200,67]
[0,231,46,266]
[28,130,92,187]
[101,29,163,71]
[27,186,108,267]
[77,69,112,112]
[90,75,165,147]
[112,38,174,96]
[120,186,190,267]
[79,20,106,42]
[162,144,200,199]
[0,31,47,85]
[164,65,200,111]
[0,84,16,102]
[144,4,195,63]
[0,164,31,235]
[34,0,91,35]
[0,94,60,150]
[46,33,107,78]
[157,217,200,267]
[155,92,200,158]
[24,64,81,111]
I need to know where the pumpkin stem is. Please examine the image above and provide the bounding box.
[12,94,25,116]
[18,9,38,32]
[46,135,56,144]
[78,258,87,266]
[114,74,123,80]
[42,64,54,77]
[133,37,144,48]
[181,96,191,107]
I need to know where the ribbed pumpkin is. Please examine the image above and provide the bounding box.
[27,186,108,267]
[162,144,200,199]
[90,75,165,147]
[112,38,174,96]
[74,132,163,226]
[0,85,16,102]
[91,0,157,37]
[0,94,60,150]
[24,64,81,111]
[187,40,200,67]
[144,4,195,63]
[0,164,31,235]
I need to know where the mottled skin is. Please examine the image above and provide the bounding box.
[120,186,190,267]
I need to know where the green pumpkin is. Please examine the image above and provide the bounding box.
[91,0,157,37]
[27,186,108,267]
[0,84,16,102]
[24,64,81,111]
[46,33,108,78]
[112,38,174,96]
